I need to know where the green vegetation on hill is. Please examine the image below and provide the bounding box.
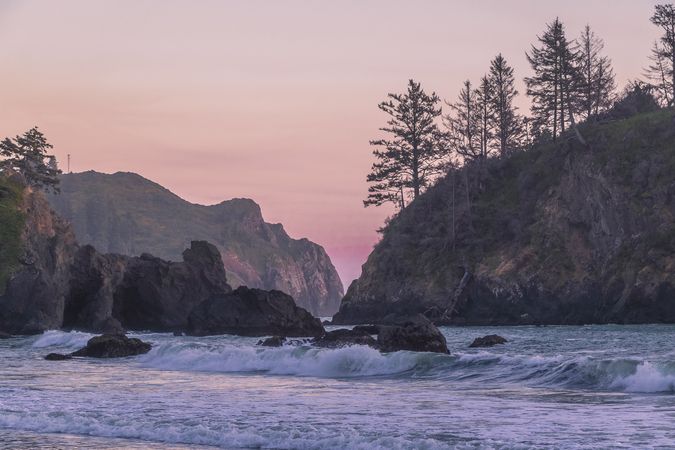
[0,176,25,295]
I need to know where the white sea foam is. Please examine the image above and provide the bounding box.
[140,342,429,378]
[0,411,448,450]
[31,330,94,349]
[609,361,675,393]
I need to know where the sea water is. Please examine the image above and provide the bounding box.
[2,325,675,449]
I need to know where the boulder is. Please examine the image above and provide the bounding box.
[313,328,378,349]
[377,315,449,354]
[110,241,232,331]
[71,334,152,358]
[44,353,72,361]
[257,336,286,347]
[187,286,324,337]
[469,334,507,348]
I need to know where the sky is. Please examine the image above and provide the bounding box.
[0,0,664,286]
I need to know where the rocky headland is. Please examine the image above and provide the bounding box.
[334,108,675,326]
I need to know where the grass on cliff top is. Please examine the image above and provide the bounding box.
[0,176,25,295]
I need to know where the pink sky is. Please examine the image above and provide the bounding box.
[0,0,663,285]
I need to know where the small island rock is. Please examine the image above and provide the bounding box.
[469,334,508,348]
[71,334,152,358]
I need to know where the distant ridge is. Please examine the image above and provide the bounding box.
[48,171,344,316]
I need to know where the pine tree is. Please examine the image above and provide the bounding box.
[0,127,61,192]
[578,25,616,119]
[650,4,675,106]
[475,75,493,160]
[444,80,482,162]
[525,18,581,141]
[646,41,673,107]
[365,79,443,208]
[487,54,522,156]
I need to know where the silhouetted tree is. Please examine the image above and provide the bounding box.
[365,79,443,208]
[444,80,482,162]
[525,18,581,140]
[476,75,493,160]
[578,25,616,119]
[646,41,674,106]
[487,54,523,156]
[0,127,61,192]
[650,3,675,106]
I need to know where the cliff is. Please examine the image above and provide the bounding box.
[334,109,675,325]
[0,174,77,333]
[47,171,343,316]
[0,176,322,336]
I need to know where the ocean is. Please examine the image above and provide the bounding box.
[1,324,675,449]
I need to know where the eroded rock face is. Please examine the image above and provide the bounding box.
[71,334,152,358]
[0,184,77,334]
[187,286,324,337]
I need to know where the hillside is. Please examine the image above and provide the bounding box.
[48,172,343,316]
[333,109,675,325]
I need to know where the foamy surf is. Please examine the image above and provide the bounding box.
[140,341,430,378]
[31,330,94,349]
[4,325,675,449]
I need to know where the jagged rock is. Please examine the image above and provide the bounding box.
[112,241,232,331]
[71,334,151,358]
[258,336,286,347]
[173,331,185,337]
[322,320,332,325]
[313,328,378,349]
[44,353,72,361]
[469,335,508,348]
[187,286,324,337]
[49,171,344,316]
[377,315,449,354]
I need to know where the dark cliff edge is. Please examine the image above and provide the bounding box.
[47,172,343,316]
[334,109,675,325]
[0,178,321,336]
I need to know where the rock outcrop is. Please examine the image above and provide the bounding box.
[469,335,508,348]
[376,315,449,354]
[0,175,321,335]
[48,171,344,316]
[187,286,324,337]
[334,109,675,326]
[313,327,378,349]
[0,175,77,334]
[71,334,152,358]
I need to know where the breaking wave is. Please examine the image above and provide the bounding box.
[31,330,94,349]
[140,339,675,393]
